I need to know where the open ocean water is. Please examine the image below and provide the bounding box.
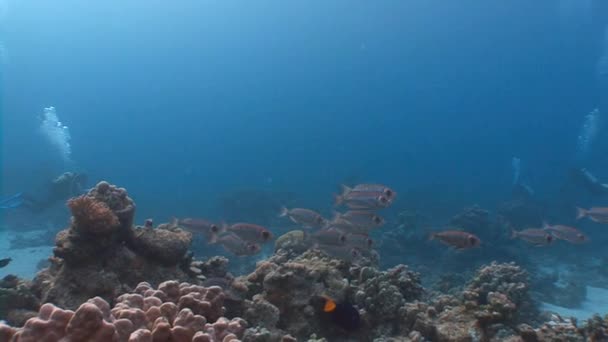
[2,1,608,341]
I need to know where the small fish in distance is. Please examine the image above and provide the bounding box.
[223,223,273,244]
[511,228,553,246]
[279,207,327,228]
[543,222,588,244]
[430,230,481,250]
[576,207,608,223]
[0,258,12,268]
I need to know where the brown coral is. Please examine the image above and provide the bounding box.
[68,195,120,235]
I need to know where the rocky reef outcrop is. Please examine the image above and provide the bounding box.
[32,181,200,310]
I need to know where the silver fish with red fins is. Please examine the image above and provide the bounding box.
[511,228,553,246]
[223,223,273,244]
[430,230,481,250]
[576,207,608,223]
[171,217,221,243]
[279,207,327,228]
[316,244,363,262]
[333,211,385,229]
[333,191,391,210]
[341,184,397,202]
[312,228,347,246]
[543,223,588,244]
[327,216,376,235]
[344,233,373,250]
[217,234,261,256]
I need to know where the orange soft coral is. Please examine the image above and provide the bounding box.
[67,195,120,235]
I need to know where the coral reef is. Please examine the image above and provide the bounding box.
[6,181,608,341]
[0,281,246,342]
[32,181,201,310]
[353,265,424,336]
[0,276,39,326]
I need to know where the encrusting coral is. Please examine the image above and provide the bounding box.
[0,281,246,342]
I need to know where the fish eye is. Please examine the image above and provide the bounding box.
[317,217,324,223]
[262,231,270,239]
[578,234,584,240]
[340,235,346,243]
[547,235,553,242]
[367,239,373,247]
[351,248,361,257]
[211,225,218,232]
[373,216,381,224]
[379,196,388,203]
[468,236,477,245]
[385,189,393,197]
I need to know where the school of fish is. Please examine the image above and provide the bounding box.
[169,183,599,259]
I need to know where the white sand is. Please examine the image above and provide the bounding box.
[541,286,608,321]
[0,229,53,280]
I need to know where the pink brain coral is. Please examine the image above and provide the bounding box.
[0,282,245,342]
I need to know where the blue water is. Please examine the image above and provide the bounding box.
[2,1,608,267]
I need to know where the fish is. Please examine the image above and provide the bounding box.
[0,258,11,268]
[430,230,481,250]
[312,228,347,246]
[172,217,221,243]
[511,228,553,246]
[344,233,373,250]
[279,207,326,228]
[333,191,391,210]
[576,207,608,223]
[333,211,384,229]
[311,295,361,331]
[326,217,374,235]
[0,193,23,209]
[543,223,588,244]
[315,244,363,262]
[217,234,261,256]
[223,223,273,244]
[341,184,397,202]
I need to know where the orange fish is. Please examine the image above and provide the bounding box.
[430,230,480,250]
[576,207,608,223]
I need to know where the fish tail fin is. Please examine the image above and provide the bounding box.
[428,232,437,241]
[218,221,229,234]
[340,184,352,196]
[576,207,587,220]
[333,194,344,207]
[542,220,550,230]
[207,232,219,244]
[510,229,518,239]
[170,217,179,228]
[279,206,289,217]
[330,210,341,222]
